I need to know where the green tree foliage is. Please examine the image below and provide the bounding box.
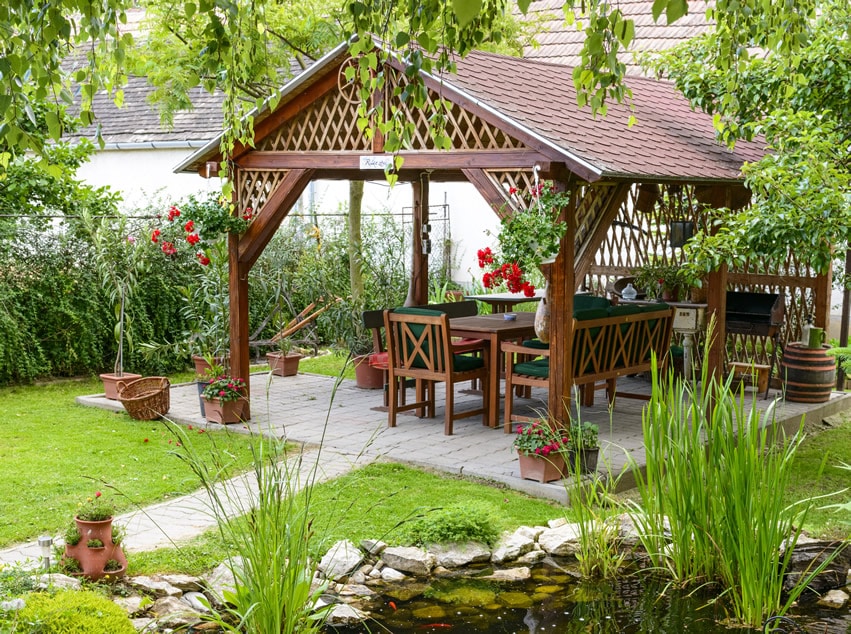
[2,0,816,167]
[653,0,851,275]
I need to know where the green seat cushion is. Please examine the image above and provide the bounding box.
[573,307,609,321]
[453,354,485,372]
[574,294,611,312]
[522,338,549,349]
[515,358,549,378]
[670,345,684,358]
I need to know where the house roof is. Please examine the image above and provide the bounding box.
[62,75,224,147]
[446,50,763,181]
[177,43,764,183]
[522,0,713,73]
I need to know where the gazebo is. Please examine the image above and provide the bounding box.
[177,41,830,422]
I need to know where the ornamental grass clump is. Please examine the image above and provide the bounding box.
[627,321,841,628]
[201,375,246,402]
[512,419,569,457]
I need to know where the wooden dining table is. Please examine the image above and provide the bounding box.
[464,290,545,314]
[450,311,537,428]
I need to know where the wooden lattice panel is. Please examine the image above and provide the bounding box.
[237,170,289,216]
[585,182,820,371]
[258,89,370,152]
[386,69,527,151]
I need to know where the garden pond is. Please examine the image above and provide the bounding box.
[328,559,851,633]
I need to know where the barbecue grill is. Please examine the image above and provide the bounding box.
[725,291,785,398]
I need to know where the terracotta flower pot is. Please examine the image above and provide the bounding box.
[517,451,567,483]
[353,354,385,389]
[267,351,303,377]
[64,517,127,581]
[192,354,228,380]
[203,397,247,424]
[99,372,142,400]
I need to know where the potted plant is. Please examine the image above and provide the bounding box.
[632,258,689,301]
[201,374,248,424]
[83,211,145,399]
[267,337,303,377]
[477,178,571,298]
[62,491,127,581]
[566,420,600,474]
[513,418,571,483]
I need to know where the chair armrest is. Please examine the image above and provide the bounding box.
[501,341,551,357]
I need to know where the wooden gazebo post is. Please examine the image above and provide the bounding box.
[547,177,576,425]
[405,172,430,306]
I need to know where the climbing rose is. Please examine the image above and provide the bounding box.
[151,229,161,243]
[186,233,200,245]
[184,220,195,233]
[196,252,211,266]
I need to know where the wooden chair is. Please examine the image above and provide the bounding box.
[384,307,489,435]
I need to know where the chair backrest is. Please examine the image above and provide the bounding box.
[362,309,386,353]
[364,301,477,354]
[384,308,453,377]
[415,300,478,319]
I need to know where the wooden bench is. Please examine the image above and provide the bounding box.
[502,303,675,431]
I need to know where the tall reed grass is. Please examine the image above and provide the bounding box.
[168,424,331,634]
[627,339,820,628]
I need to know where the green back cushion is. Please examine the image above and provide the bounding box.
[573,294,611,312]
[573,307,609,322]
[607,304,643,318]
[392,307,445,368]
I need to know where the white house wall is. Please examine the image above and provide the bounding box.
[75,148,499,287]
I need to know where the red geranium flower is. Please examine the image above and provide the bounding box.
[184,220,195,233]
[186,233,200,245]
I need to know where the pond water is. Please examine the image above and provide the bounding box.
[329,559,851,633]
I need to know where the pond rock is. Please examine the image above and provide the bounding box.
[380,567,407,581]
[482,566,531,582]
[203,558,240,605]
[112,594,147,617]
[382,546,435,576]
[127,575,183,598]
[149,595,201,626]
[35,573,81,591]
[429,541,491,568]
[319,539,363,581]
[817,589,849,609]
[491,527,538,563]
[327,602,369,626]
[782,538,851,596]
[538,523,582,556]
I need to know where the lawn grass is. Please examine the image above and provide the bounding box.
[782,413,851,539]
[299,351,354,379]
[0,376,258,548]
[130,461,564,575]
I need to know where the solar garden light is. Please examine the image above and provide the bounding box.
[38,535,53,571]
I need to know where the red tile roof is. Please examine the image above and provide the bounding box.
[521,0,713,73]
[445,49,764,181]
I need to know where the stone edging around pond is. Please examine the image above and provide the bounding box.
[10,515,851,631]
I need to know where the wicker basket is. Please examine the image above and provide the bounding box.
[116,377,171,420]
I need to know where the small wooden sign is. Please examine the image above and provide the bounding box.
[359,155,393,170]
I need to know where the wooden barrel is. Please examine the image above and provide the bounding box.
[781,343,836,403]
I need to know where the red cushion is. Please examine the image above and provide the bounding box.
[452,337,485,353]
[368,351,389,369]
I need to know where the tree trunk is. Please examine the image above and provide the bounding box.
[348,181,365,305]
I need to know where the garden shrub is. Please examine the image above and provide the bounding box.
[16,590,135,633]
[404,501,500,547]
